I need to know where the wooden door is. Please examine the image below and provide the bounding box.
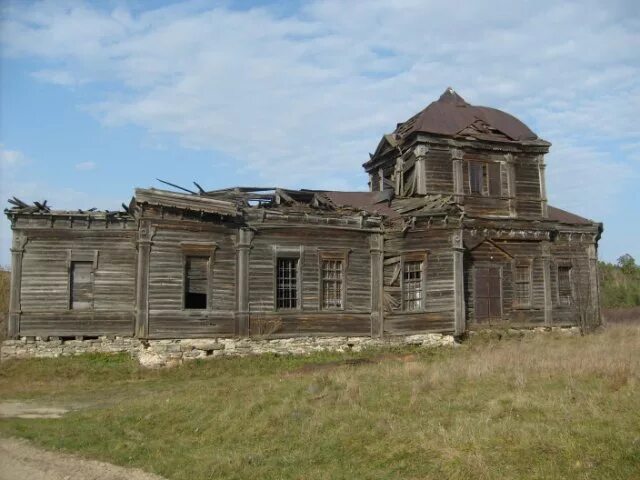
[474,267,502,322]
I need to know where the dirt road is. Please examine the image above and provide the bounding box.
[0,437,166,480]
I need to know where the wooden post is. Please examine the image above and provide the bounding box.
[235,227,253,336]
[369,233,384,337]
[452,230,466,336]
[414,144,428,195]
[538,155,548,218]
[452,148,464,204]
[541,240,553,326]
[8,231,27,338]
[134,222,153,338]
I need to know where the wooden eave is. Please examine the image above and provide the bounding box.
[135,188,239,217]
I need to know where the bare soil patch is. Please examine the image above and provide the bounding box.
[0,436,166,480]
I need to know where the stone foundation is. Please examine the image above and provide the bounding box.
[0,334,455,368]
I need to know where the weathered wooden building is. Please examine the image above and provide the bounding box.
[5,88,602,340]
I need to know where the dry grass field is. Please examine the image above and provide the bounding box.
[0,325,639,479]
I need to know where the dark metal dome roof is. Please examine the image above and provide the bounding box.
[394,88,538,142]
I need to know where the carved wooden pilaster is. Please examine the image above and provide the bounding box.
[504,153,517,217]
[541,241,553,326]
[369,233,384,338]
[135,222,155,338]
[538,155,548,218]
[451,148,464,204]
[378,168,384,192]
[235,227,254,336]
[452,230,466,336]
[8,232,28,338]
[414,144,428,195]
[394,157,404,196]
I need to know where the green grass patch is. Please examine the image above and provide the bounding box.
[1,327,639,479]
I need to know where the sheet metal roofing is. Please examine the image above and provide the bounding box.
[394,88,538,142]
[547,205,594,225]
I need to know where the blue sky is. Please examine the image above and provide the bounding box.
[1,0,639,265]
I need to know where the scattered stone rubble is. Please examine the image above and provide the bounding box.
[0,334,455,368]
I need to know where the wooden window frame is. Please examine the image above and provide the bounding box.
[400,252,427,312]
[273,246,303,311]
[317,249,350,311]
[512,258,533,309]
[180,242,217,311]
[66,250,98,311]
[556,260,573,307]
[467,160,501,198]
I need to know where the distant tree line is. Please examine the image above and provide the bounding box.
[599,254,640,308]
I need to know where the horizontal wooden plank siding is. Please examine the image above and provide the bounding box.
[147,224,236,337]
[384,226,455,334]
[248,227,372,336]
[19,229,136,336]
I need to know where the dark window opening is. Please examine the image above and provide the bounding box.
[277,257,298,309]
[514,264,531,307]
[185,256,209,309]
[469,161,501,196]
[558,265,572,306]
[403,261,423,311]
[321,259,343,309]
[70,261,93,310]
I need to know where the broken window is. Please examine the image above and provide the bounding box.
[558,265,573,306]
[403,260,423,311]
[321,259,344,309]
[70,261,93,310]
[514,263,532,307]
[184,256,209,309]
[469,161,501,196]
[276,257,299,309]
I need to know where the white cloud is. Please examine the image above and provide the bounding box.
[1,0,639,206]
[75,161,97,171]
[0,144,27,168]
[32,69,86,86]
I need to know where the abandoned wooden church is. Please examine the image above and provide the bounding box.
[5,88,603,340]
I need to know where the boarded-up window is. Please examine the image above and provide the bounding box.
[277,257,298,309]
[558,266,572,306]
[514,264,531,307]
[488,162,501,196]
[70,261,93,310]
[403,261,423,311]
[184,256,209,309]
[469,161,501,196]
[469,162,485,194]
[321,259,343,309]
